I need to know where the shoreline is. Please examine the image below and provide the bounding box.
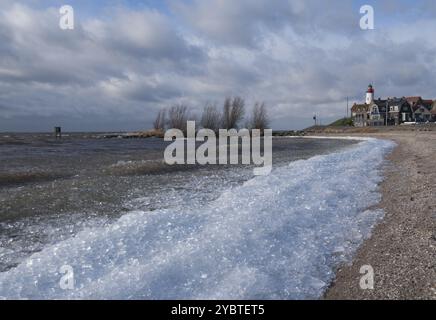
[0,135,397,299]
[0,131,434,298]
[323,131,436,300]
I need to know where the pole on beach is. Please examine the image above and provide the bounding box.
[386,100,388,126]
[54,127,62,139]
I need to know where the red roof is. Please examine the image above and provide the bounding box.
[406,96,422,105]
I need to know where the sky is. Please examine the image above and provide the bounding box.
[1,0,436,132]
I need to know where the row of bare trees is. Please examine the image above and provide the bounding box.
[153,109,166,131]
[153,97,269,133]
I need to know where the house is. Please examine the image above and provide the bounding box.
[387,97,414,125]
[351,103,370,127]
[405,96,422,109]
[352,85,433,126]
[432,101,436,122]
[409,97,433,122]
[351,85,385,127]
[373,98,389,126]
[414,105,432,122]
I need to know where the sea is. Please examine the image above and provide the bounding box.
[0,133,395,299]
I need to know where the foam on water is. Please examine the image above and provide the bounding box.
[0,138,395,299]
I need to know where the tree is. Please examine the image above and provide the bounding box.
[153,109,166,131]
[222,96,245,129]
[167,104,189,133]
[200,103,221,132]
[250,102,269,132]
[222,97,232,129]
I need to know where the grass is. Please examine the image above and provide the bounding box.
[329,118,354,127]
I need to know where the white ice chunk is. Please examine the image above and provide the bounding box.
[0,138,395,300]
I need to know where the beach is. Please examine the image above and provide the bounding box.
[0,132,433,299]
[325,131,436,300]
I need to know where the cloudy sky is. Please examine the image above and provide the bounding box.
[1,0,436,131]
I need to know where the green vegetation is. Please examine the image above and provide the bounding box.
[329,117,354,127]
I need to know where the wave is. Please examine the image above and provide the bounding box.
[0,171,72,187]
[104,159,196,176]
[0,138,395,299]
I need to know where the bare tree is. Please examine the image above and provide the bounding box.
[222,97,231,129]
[250,102,269,132]
[201,103,221,132]
[222,97,245,129]
[153,109,166,131]
[231,97,245,128]
[167,104,189,133]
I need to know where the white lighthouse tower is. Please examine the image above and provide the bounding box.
[366,84,374,104]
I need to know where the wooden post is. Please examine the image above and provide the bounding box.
[386,101,388,126]
[54,127,62,139]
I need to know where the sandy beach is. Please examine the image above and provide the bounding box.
[325,131,436,300]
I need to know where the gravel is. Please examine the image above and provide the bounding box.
[325,131,436,300]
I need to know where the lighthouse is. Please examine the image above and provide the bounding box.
[366,84,374,105]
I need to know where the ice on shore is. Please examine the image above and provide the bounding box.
[0,138,395,299]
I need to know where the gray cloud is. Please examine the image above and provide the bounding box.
[173,0,361,47]
[0,1,436,131]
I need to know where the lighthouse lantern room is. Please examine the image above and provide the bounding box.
[366,84,374,105]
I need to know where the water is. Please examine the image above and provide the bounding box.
[0,133,394,299]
